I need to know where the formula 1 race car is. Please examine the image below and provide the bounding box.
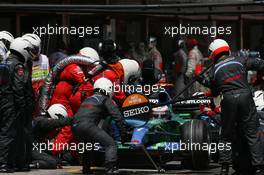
[82,91,220,173]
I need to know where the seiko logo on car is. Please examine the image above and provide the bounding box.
[123,106,150,118]
[122,93,151,119]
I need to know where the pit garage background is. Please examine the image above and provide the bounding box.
[0,0,263,72]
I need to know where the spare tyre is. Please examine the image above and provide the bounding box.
[180,119,211,170]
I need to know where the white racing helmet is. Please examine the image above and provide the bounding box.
[22,33,41,58]
[0,41,8,56]
[93,77,113,98]
[79,47,100,61]
[148,36,157,44]
[208,39,230,60]
[47,104,68,119]
[118,59,141,84]
[0,31,14,49]
[177,39,184,48]
[9,37,37,62]
[253,91,264,111]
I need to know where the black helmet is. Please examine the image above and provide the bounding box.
[98,39,118,63]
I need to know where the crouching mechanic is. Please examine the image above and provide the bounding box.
[72,77,126,175]
[196,39,264,175]
[31,104,72,169]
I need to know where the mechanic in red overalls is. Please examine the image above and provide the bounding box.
[51,47,100,156]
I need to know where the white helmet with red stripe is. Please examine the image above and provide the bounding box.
[208,39,230,60]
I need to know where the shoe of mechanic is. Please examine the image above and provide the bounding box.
[254,165,264,175]
[106,166,120,175]
[218,164,229,175]
[0,164,14,173]
[29,162,40,169]
[105,161,120,175]
[14,164,30,172]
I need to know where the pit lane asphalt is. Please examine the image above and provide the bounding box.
[7,162,235,175]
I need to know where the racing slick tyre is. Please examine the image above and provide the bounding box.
[180,119,211,170]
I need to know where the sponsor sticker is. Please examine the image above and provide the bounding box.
[122,93,150,120]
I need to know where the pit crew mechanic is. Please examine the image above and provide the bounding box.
[0,37,36,173]
[172,39,188,98]
[22,33,50,96]
[147,36,163,71]
[31,104,72,169]
[197,39,264,175]
[72,77,126,175]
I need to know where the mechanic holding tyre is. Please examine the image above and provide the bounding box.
[196,39,264,175]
